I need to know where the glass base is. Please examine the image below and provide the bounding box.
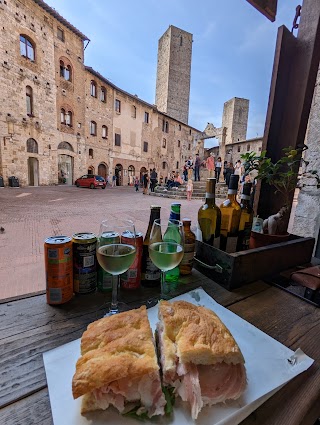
[96,301,130,319]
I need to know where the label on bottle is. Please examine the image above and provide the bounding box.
[221,214,231,230]
[241,194,251,201]
[180,242,195,266]
[141,245,160,282]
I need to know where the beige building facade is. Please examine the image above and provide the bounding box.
[0,0,203,188]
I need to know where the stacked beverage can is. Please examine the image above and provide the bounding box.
[120,231,143,289]
[97,231,120,292]
[44,236,73,305]
[72,232,97,294]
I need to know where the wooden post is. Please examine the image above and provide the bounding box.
[255,0,320,225]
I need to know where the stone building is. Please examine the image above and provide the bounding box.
[0,0,202,187]
[155,25,192,125]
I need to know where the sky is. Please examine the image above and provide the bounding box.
[45,0,300,147]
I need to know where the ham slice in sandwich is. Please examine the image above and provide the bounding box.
[157,300,247,420]
[72,306,166,418]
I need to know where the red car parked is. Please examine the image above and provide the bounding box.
[74,174,106,189]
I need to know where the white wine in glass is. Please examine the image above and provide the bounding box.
[96,220,136,316]
[148,218,184,299]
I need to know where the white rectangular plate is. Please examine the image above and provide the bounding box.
[43,288,313,425]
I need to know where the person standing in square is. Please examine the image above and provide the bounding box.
[194,153,201,181]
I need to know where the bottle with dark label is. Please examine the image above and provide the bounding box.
[179,218,196,275]
[198,178,221,248]
[141,205,161,287]
[236,182,253,251]
[220,174,241,253]
[164,203,181,283]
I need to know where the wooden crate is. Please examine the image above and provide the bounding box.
[194,235,315,290]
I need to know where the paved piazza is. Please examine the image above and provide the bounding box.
[0,185,225,300]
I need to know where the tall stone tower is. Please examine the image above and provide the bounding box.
[155,25,193,124]
[222,97,249,145]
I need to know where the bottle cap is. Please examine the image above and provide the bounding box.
[182,218,191,224]
[228,174,239,190]
[242,182,252,196]
[150,205,161,209]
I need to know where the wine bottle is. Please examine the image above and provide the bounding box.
[220,174,241,252]
[179,218,195,275]
[141,205,161,287]
[236,182,253,251]
[164,203,181,283]
[198,178,221,248]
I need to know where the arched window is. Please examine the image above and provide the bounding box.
[60,60,65,77]
[26,138,38,153]
[65,111,72,127]
[131,105,136,118]
[60,108,66,124]
[20,35,35,61]
[100,87,106,102]
[90,121,97,135]
[102,125,108,138]
[26,86,33,116]
[58,141,74,151]
[128,165,135,177]
[178,140,180,147]
[60,60,72,81]
[90,81,97,97]
[162,162,166,170]
[89,148,93,159]
[162,138,166,148]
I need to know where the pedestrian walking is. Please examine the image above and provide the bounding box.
[187,156,193,180]
[112,174,116,187]
[215,156,222,182]
[225,162,234,187]
[205,152,215,178]
[194,153,201,181]
[142,172,149,194]
[186,179,193,201]
[134,176,139,192]
[150,168,158,192]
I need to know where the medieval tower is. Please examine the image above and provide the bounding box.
[155,25,193,125]
[222,97,249,145]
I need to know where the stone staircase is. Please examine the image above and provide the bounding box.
[150,180,228,200]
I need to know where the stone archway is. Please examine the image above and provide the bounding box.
[98,163,108,179]
[128,165,135,186]
[140,167,147,183]
[115,164,123,186]
[28,157,39,186]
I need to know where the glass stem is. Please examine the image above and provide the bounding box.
[160,271,169,300]
[110,275,119,314]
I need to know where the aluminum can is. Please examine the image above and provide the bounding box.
[72,232,97,294]
[44,236,73,305]
[120,231,143,290]
[97,231,120,292]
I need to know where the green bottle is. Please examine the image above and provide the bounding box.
[164,203,181,283]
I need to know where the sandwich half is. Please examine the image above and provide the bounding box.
[72,306,166,418]
[157,300,247,419]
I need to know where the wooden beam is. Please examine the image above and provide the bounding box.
[246,0,277,22]
[256,0,320,224]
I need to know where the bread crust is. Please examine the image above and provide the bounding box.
[72,306,159,399]
[159,300,244,366]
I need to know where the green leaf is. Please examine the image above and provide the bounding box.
[162,386,175,415]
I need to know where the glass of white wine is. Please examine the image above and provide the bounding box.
[148,218,184,300]
[96,219,136,316]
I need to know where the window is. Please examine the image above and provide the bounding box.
[189,129,192,135]
[115,133,121,146]
[65,111,72,127]
[60,61,72,81]
[60,108,66,124]
[58,141,74,151]
[131,105,136,118]
[188,144,191,150]
[143,142,148,152]
[162,119,169,133]
[259,146,262,151]
[90,81,97,97]
[178,140,180,147]
[90,121,97,135]
[144,112,149,123]
[20,35,35,61]
[26,138,38,153]
[26,86,33,116]
[162,138,166,148]
[89,148,93,159]
[247,144,250,151]
[180,36,183,46]
[238,146,241,153]
[176,161,179,169]
[115,99,121,113]
[57,27,64,41]
[162,162,166,170]
[102,125,108,138]
[178,124,181,131]
[100,87,106,102]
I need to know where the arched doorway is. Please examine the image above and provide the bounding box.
[28,157,39,186]
[162,161,168,177]
[88,166,94,175]
[98,163,108,179]
[140,167,147,183]
[58,142,74,185]
[128,165,135,186]
[115,164,123,186]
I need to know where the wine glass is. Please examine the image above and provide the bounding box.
[148,218,184,300]
[96,219,136,316]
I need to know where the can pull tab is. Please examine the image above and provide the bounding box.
[193,256,223,273]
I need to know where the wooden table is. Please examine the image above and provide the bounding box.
[0,270,319,425]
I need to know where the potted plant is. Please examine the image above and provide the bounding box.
[241,145,319,248]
